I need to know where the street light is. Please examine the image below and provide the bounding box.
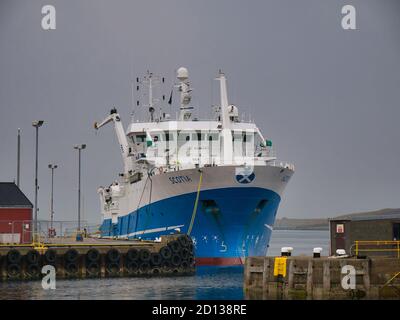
[17,128,21,188]
[73,144,86,235]
[32,120,44,240]
[48,164,58,236]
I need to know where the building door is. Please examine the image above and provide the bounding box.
[334,222,346,250]
[393,223,400,241]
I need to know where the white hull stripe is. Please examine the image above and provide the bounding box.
[102,224,185,239]
[264,223,273,231]
[101,166,293,221]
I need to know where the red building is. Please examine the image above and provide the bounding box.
[0,182,33,243]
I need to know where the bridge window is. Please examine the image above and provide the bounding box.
[208,132,219,141]
[134,134,146,143]
[192,132,205,140]
[178,132,191,141]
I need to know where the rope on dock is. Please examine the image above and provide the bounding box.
[187,170,203,236]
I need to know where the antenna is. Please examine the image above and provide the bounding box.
[140,71,162,122]
[130,80,135,121]
[129,65,137,122]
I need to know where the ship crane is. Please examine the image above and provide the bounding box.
[94,108,133,175]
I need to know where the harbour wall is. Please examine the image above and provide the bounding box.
[244,256,400,299]
[0,234,195,281]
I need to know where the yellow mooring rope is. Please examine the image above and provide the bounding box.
[187,170,203,236]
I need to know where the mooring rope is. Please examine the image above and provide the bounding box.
[187,170,203,236]
[133,174,150,236]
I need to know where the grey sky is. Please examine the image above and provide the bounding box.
[0,0,399,224]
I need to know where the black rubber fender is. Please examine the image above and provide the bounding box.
[161,260,171,270]
[171,268,180,274]
[177,235,190,248]
[171,254,182,267]
[151,267,162,275]
[187,243,195,254]
[7,263,21,278]
[125,261,139,274]
[44,249,57,264]
[65,262,79,275]
[26,263,41,277]
[180,260,189,269]
[106,262,120,275]
[64,249,79,263]
[86,249,100,262]
[86,261,100,276]
[26,250,40,265]
[160,246,172,260]
[139,262,150,273]
[7,249,21,264]
[126,248,139,262]
[150,253,162,266]
[168,240,181,253]
[139,248,151,262]
[181,248,190,260]
[188,256,195,267]
[106,249,120,262]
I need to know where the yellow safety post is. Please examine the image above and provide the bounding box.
[398,241,400,259]
[29,232,48,253]
[33,242,48,253]
[273,257,287,277]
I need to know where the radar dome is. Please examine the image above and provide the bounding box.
[177,67,189,80]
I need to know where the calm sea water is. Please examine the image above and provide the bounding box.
[0,230,329,300]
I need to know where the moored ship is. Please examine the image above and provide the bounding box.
[95,68,294,265]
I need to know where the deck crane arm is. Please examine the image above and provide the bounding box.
[94,108,133,175]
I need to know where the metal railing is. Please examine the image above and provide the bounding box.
[354,240,400,258]
[267,160,295,171]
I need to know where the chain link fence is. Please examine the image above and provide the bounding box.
[0,220,101,244]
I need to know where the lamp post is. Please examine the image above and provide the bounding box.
[48,164,58,234]
[17,128,21,188]
[73,144,86,234]
[32,120,44,240]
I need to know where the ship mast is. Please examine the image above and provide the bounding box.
[148,73,154,121]
[177,67,193,121]
[218,70,233,164]
[141,71,162,122]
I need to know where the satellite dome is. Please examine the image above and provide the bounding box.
[177,67,189,80]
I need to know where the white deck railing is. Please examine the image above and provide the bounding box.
[266,160,295,171]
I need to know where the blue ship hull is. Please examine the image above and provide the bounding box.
[100,187,281,265]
